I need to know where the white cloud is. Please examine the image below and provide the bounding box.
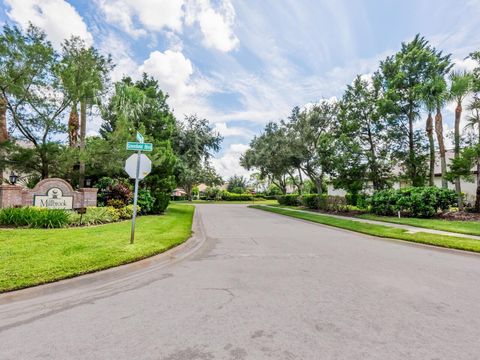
[453,57,477,72]
[97,0,184,36]
[211,143,251,179]
[187,0,239,52]
[5,0,93,49]
[138,50,194,100]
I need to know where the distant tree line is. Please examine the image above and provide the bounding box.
[0,24,223,206]
[242,35,480,212]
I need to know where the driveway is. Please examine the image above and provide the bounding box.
[1,204,479,359]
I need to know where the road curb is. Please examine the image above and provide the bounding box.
[0,208,206,304]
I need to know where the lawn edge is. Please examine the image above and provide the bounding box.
[0,205,199,295]
[250,205,480,254]
[356,213,480,237]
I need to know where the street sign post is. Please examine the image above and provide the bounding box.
[126,142,153,151]
[125,134,153,244]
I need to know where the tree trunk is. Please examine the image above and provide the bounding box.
[68,104,79,148]
[315,175,324,195]
[40,149,49,179]
[476,125,480,212]
[0,95,8,143]
[426,112,435,186]
[297,168,303,195]
[367,125,380,190]
[434,108,447,189]
[454,102,463,210]
[407,108,417,186]
[78,100,87,188]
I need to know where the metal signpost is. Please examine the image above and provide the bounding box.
[125,132,152,244]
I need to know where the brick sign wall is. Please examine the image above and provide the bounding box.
[0,178,97,209]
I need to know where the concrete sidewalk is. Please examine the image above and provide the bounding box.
[264,205,480,241]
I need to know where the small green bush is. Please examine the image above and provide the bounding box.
[152,192,170,213]
[69,207,118,226]
[0,207,69,228]
[137,189,155,214]
[117,204,139,219]
[301,194,324,209]
[106,199,125,209]
[370,187,457,218]
[300,194,348,212]
[276,195,300,206]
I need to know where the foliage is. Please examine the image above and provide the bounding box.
[0,207,69,228]
[227,175,248,194]
[379,34,450,187]
[337,74,394,192]
[204,186,222,200]
[0,25,70,179]
[69,206,118,226]
[137,189,155,214]
[174,114,223,199]
[152,192,170,214]
[300,194,348,212]
[241,122,292,194]
[276,195,300,206]
[110,182,133,205]
[220,192,254,201]
[370,187,457,217]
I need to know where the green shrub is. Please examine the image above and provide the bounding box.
[152,192,170,213]
[221,192,254,201]
[301,194,324,209]
[118,205,139,219]
[137,189,155,214]
[106,199,125,209]
[370,187,457,218]
[300,194,348,212]
[0,207,69,228]
[276,195,300,206]
[68,207,118,226]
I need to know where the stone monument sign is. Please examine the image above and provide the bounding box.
[0,178,97,209]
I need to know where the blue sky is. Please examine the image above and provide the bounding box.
[1,0,480,178]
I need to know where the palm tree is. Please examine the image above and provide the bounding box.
[465,97,480,212]
[449,71,473,210]
[431,76,449,188]
[423,84,437,186]
[59,37,112,187]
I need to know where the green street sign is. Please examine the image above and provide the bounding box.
[126,142,153,151]
[136,131,144,143]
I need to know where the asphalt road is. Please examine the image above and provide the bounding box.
[1,204,480,360]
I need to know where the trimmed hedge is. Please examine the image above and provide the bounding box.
[301,194,348,212]
[370,187,457,218]
[276,195,300,206]
[221,192,254,201]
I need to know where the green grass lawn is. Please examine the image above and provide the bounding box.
[175,199,278,205]
[0,204,194,293]
[357,214,480,237]
[251,205,480,253]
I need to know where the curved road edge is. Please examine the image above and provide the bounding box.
[0,207,206,306]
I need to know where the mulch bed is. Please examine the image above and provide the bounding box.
[438,211,480,221]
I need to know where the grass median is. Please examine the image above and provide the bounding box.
[250,205,480,253]
[0,204,194,293]
[357,214,480,237]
